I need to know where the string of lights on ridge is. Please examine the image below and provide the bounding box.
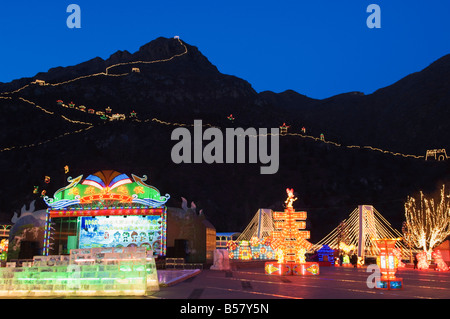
[0,37,440,160]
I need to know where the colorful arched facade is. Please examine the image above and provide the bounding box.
[43,170,170,256]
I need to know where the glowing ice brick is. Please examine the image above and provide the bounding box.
[0,247,158,296]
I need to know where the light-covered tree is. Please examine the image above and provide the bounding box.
[404,185,450,260]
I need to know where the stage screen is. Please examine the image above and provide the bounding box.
[78,215,163,254]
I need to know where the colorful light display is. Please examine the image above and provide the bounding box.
[44,172,170,210]
[0,239,8,261]
[338,242,355,267]
[0,81,430,161]
[393,248,405,268]
[78,215,163,251]
[265,189,319,276]
[43,170,170,256]
[431,250,449,271]
[227,237,275,260]
[416,251,429,270]
[374,238,403,290]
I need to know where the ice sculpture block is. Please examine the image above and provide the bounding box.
[0,246,158,296]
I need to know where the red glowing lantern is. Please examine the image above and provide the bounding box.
[374,238,403,290]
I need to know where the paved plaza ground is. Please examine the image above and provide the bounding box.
[149,264,450,299]
[2,263,447,318]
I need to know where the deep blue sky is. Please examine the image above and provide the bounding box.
[0,1,449,99]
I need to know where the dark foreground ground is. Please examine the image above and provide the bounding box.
[147,265,450,299]
[2,264,448,318]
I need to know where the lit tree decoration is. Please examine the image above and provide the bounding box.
[404,184,450,260]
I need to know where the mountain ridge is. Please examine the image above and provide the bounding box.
[0,37,448,240]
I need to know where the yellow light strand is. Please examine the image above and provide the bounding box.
[60,115,93,126]
[0,38,188,95]
[0,37,434,159]
[0,126,94,153]
[18,97,54,115]
[105,38,188,75]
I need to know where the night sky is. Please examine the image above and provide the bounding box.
[0,0,449,99]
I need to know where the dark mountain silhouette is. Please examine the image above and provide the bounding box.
[0,37,449,242]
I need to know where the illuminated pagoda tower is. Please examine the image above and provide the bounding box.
[265,188,319,275]
[42,170,170,257]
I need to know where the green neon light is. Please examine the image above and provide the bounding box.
[45,172,170,210]
[0,261,158,296]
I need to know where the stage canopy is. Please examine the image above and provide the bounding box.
[43,170,170,216]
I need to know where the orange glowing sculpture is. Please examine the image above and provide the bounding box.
[265,189,319,276]
[374,238,403,289]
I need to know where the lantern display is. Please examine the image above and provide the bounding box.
[265,188,319,276]
[317,244,334,265]
[431,250,449,272]
[416,251,429,270]
[374,238,403,290]
[0,239,8,261]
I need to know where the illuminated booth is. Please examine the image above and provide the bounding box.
[42,170,170,257]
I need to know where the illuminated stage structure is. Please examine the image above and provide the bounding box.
[42,170,170,257]
[374,238,403,290]
[265,189,319,276]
